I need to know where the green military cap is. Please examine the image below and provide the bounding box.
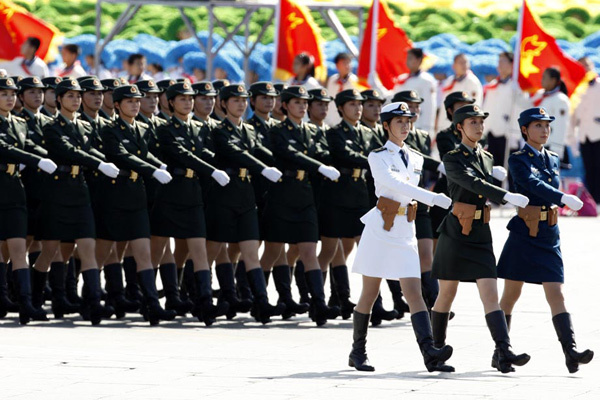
[118,77,129,85]
[212,79,230,92]
[0,77,19,91]
[76,75,97,83]
[55,78,84,96]
[452,104,489,125]
[79,77,106,91]
[101,78,122,91]
[280,85,312,102]
[156,79,177,93]
[17,76,46,92]
[392,90,423,104]
[361,89,386,103]
[273,83,287,94]
[113,84,145,103]
[10,76,24,85]
[250,81,279,97]
[335,88,366,107]
[41,76,63,89]
[444,90,475,110]
[308,87,334,102]
[166,81,196,101]
[219,84,250,100]
[191,81,218,97]
[136,79,161,94]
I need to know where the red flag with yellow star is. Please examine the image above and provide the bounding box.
[272,0,327,83]
[514,0,588,97]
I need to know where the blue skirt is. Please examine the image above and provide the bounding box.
[496,216,563,284]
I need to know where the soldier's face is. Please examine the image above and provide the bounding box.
[0,89,16,113]
[103,91,114,109]
[341,100,362,123]
[159,93,170,111]
[361,100,382,124]
[140,93,159,115]
[407,102,420,123]
[171,94,194,116]
[116,98,141,119]
[284,98,308,121]
[273,96,283,114]
[21,88,44,110]
[308,100,328,122]
[386,116,411,143]
[253,94,275,115]
[44,89,56,107]
[224,96,247,118]
[458,117,484,144]
[194,95,215,116]
[82,90,103,112]
[58,90,82,113]
[523,120,551,146]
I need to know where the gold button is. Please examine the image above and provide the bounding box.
[42,140,45,144]
[156,143,160,147]
[192,147,196,151]
[54,175,58,180]
[77,146,81,149]
[137,150,141,154]
[111,179,116,184]
[548,178,551,182]
[14,143,18,147]
[478,195,483,198]
[542,206,546,210]
[99,145,103,149]
[303,150,307,154]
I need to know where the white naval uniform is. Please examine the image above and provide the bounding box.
[437,70,483,132]
[391,70,438,134]
[352,140,437,279]
[571,78,600,145]
[325,73,360,127]
[530,88,570,157]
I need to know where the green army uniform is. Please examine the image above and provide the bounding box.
[99,78,122,121]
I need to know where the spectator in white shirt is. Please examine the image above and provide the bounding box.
[286,52,321,91]
[0,37,49,78]
[125,53,153,83]
[325,52,360,127]
[54,44,87,78]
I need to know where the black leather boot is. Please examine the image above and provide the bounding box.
[328,265,340,308]
[216,263,253,319]
[247,267,285,324]
[371,294,399,326]
[486,310,530,373]
[123,256,143,303]
[552,312,594,373]
[412,311,455,372]
[386,279,409,319]
[49,262,80,318]
[81,269,114,325]
[431,311,450,348]
[263,270,271,285]
[491,314,512,370]
[159,263,192,316]
[182,260,197,315]
[65,257,82,305]
[31,268,48,309]
[305,269,340,326]
[138,268,176,326]
[293,260,310,304]
[29,251,50,303]
[234,260,253,302]
[0,262,19,316]
[193,270,229,326]
[421,271,439,310]
[330,265,355,320]
[272,265,309,319]
[104,263,140,318]
[13,268,48,325]
[348,311,375,371]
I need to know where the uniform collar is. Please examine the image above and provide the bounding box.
[0,113,11,125]
[173,115,191,127]
[342,119,360,131]
[118,117,135,130]
[21,108,39,120]
[525,143,543,156]
[385,139,404,154]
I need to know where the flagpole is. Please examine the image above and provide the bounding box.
[271,0,282,81]
[512,0,525,90]
[368,0,379,87]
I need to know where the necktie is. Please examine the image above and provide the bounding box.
[400,149,408,167]
[539,152,547,169]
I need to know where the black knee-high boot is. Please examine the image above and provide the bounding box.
[411,311,455,372]
[49,262,80,318]
[247,268,285,324]
[216,263,252,319]
[386,279,409,319]
[81,269,115,325]
[193,269,229,326]
[293,260,310,303]
[0,262,19,316]
[138,268,177,326]
[348,311,375,371]
[272,265,309,319]
[486,310,530,373]
[330,265,355,320]
[13,268,48,325]
[104,263,140,318]
[420,271,439,310]
[327,265,340,308]
[28,251,50,303]
[371,294,399,326]
[431,311,450,348]
[552,312,594,373]
[234,260,253,301]
[160,263,192,316]
[31,268,48,309]
[123,256,143,303]
[182,260,196,313]
[65,257,82,305]
[305,269,340,326]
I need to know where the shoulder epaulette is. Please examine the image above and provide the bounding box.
[137,121,149,129]
[447,148,461,155]
[547,150,559,157]
[372,147,387,153]
[512,149,526,156]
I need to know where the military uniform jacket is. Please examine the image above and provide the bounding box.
[79,112,110,155]
[18,109,52,206]
[439,143,507,243]
[247,114,276,152]
[137,113,167,159]
[42,114,104,206]
[99,109,117,121]
[155,116,216,207]
[309,121,331,164]
[433,125,461,195]
[0,114,44,206]
[40,106,58,119]
[361,121,386,149]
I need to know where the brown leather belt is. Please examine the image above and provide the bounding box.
[283,169,307,181]
[451,202,491,235]
[56,165,82,178]
[224,168,251,181]
[376,196,417,231]
[172,168,197,178]
[117,170,139,182]
[518,205,558,237]
[339,167,366,181]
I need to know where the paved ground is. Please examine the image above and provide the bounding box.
[1,211,599,399]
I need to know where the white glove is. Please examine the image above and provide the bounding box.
[561,194,583,211]
[98,161,119,178]
[492,166,508,182]
[436,162,446,176]
[503,192,529,208]
[261,167,283,183]
[37,158,57,174]
[160,164,167,170]
[318,165,341,181]
[19,164,26,171]
[432,193,452,209]
[152,169,172,184]
[211,169,230,187]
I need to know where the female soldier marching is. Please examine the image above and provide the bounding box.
[430,104,531,373]
[496,107,593,373]
[349,102,454,372]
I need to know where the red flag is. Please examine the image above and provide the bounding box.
[0,0,62,62]
[357,0,413,90]
[273,0,327,83]
[514,0,587,97]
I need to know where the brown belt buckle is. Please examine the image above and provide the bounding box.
[296,170,305,181]
[540,211,548,221]
[130,171,138,182]
[239,168,247,181]
[352,168,361,181]
[6,163,16,175]
[474,210,482,220]
[397,206,407,216]
[185,168,194,178]
[70,165,79,178]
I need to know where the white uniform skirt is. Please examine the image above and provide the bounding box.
[352,207,421,279]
